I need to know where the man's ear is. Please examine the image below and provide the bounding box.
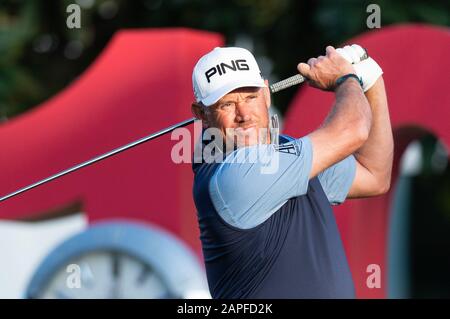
[263,79,271,109]
[191,102,209,127]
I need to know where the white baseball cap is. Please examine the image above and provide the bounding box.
[192,47,266,106]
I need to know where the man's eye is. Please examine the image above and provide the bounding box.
[245,96,257,103]
[220,103,233,109]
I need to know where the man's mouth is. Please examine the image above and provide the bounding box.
[235,124,257,133]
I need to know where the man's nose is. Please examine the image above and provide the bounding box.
[235,102,251,122]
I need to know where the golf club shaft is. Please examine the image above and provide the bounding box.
[0,75,298,203]
[0,117,196,202]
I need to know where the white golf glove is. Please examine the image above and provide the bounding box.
[337,44,383,92]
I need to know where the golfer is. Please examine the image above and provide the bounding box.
[191,45,393,298]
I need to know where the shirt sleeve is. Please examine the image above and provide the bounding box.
[208,136,313,229]
[318,155,357,205]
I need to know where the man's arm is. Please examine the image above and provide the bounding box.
[348,77,394,197]
[297,46,372,179]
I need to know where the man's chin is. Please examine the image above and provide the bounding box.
[235,136,265,148]
[224,127,269,148]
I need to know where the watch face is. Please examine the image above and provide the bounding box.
[35,250,173,299]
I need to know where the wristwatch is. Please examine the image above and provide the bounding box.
[335,73,363,88]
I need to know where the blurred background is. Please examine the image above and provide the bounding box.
[2,0,449,119]
[0,0,449,299]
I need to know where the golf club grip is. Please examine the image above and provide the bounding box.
[269,47,369,94]
[270,74,306,93]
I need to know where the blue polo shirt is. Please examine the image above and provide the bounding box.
[192,134,356,298]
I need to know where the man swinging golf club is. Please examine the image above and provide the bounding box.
[191,45,393,298]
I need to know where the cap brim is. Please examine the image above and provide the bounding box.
[201,80,266,107]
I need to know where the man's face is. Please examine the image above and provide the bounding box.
[195,82,271,148]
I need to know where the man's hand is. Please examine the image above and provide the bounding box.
[303,46,372,179]
[297,46,355,91]
[336,45,383,92]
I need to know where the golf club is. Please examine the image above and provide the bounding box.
[0,48,368,203]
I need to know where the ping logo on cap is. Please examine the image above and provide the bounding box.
[204,59,250,83]
[192,47,266,106]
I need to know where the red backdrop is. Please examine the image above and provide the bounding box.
[0,29,222,258]
[1,25,449,298]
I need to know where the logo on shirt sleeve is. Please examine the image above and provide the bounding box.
[273,142,300,155]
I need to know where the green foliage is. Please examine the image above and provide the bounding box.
[0,0,448,119]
